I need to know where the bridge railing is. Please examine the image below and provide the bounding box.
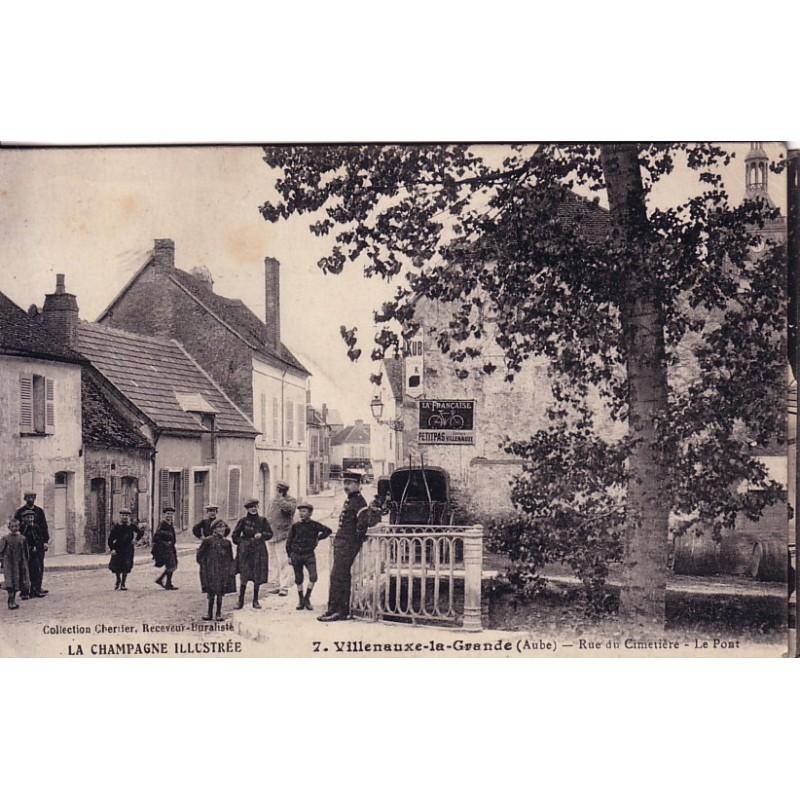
[350,523,484,631]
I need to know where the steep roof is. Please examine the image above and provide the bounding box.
[81,371,154,451]
[96,249,310,376]
[0,291,85,365]
[77,322,257,436]
[331,423,371,446]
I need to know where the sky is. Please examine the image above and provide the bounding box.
[0,143,786,427]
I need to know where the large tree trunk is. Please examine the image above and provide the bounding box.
[600,144,671,628]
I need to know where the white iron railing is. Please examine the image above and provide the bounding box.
[350,524,484,631]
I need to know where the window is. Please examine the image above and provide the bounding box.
[296,402,305,443]
[272,397,279,443]
[227,467,241,520]
[20,374,55,435]
[285,402,294,445]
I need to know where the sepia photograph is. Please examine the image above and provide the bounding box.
[0,141,793,658]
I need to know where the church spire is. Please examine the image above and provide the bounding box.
[745,142,772,204]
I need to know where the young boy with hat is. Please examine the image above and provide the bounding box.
[0,518,30,609]
[152,507,179,590]
[286,502,332,610]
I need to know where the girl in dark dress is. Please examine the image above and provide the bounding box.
[0,518,30,609]
[197,518,236,620]
[152,507,179,590]
[231,499,272,609]
[108,508,143,590]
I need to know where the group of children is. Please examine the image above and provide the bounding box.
[195,500,331,621]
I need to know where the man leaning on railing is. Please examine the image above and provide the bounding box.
[317,469,381,622]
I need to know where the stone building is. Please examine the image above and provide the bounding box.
[81,367,155,552]
[385,147,789,579]
[0,282,86,554]
[96,240,311,505]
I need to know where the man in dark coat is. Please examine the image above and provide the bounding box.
[318,470,381,622]
[197,518,237,621]
[192,504,229,539]
[286,502,332,611]
[152,507,179,590]
[108,508,144,590]
[232,499,273,609]
[15,491,49,599]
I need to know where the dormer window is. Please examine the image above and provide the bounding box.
[175,392,218,462]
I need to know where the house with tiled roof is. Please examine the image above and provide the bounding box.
[77,321,259,536]
[96,239,311,505]
[0,278,87,554]
[80,368,155,551]
[330,419,372,478]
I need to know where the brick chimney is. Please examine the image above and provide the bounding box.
[264,256,281,353]
[153,239,175,271]
[42,274,79,349]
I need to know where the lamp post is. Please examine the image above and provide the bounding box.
[370,396,403,432]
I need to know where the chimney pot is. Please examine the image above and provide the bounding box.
[56,274,66,294]
[153,239,175,270]
[264,256,281,353]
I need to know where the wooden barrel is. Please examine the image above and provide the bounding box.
[673,533,719,576]
[749,541,788,582]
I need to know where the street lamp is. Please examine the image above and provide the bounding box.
[370,396,403,431]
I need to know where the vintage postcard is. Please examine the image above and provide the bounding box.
[0,142,794,658]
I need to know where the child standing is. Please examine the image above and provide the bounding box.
[0,518,31,610]
[108,508,144,590]
[196,518,237,620]
[286,502,332,611]
[152,507,179,590]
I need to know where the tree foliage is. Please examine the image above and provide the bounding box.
[261,143,786,617]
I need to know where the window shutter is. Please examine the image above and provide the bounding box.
[286,402,294,444]
[180,468,190,530]
[159,469,170,511]
[19,374,33,433]
[45,378,55,433]
[227,467,241,520]
[260,393,267,442]
[296,402,304,443]
[272,397,279,443]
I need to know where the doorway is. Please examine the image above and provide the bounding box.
[89,477,107,554]
[53,471,69,554]
[194,470,209,524]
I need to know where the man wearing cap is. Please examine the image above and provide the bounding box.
[193,504,229,539]
[14,491,49,599]
[232,499,273,609]
[318,469,380,622]
[266,480,296,597]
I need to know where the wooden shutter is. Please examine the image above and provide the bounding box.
[286,402,294,445]
[227,467,241,520]
[19,374,33,433]
[260,393,267,441]
[45,378,55,434]
[272,397,279,443]
[159,469,170,511]
[296,402,304,443]
[180,468,190,530]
